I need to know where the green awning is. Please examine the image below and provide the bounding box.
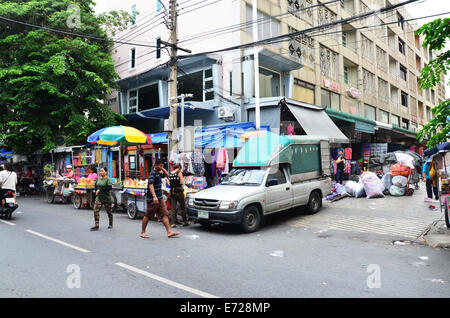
[326,108,376,134]
[392,124,417,136]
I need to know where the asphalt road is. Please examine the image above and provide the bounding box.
[1,195,449,298]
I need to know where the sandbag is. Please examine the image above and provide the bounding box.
[381,172,393,190]
[344,181,365,198]
[390,185,405,196]
[391,163,411,177]
[361,172,385,199]
[394,152,415,169]
[392,175,408,188]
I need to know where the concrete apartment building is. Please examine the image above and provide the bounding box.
[101,0,445,149]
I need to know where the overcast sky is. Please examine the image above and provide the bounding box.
[406,0,450,98]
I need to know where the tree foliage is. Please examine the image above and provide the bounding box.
[415,18,450,148]
[0,0,130,154]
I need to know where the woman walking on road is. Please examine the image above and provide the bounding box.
[90,167,113,231]
[169,164,189,228]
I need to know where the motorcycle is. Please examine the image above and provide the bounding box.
[0,190,18,220]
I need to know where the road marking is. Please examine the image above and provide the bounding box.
[115,262,218,298]
[0,220,16,226]
[25,230,91,253]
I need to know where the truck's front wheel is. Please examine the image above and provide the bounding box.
[241,205,261,233]
[307,191,322,214]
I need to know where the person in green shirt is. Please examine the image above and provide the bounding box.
[90,167,113,231]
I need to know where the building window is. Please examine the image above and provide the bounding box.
[378,77,389,102]
[397,12,404,30]
[246,5,281,47]
[321,88,340,110]
[342,32,347,47]
[107,97,117,105]
[401,91,408,107]
[128,89,138,113]
[320,45,339,80]
[364,104,376,121]
[259,67,280,98]
[362,35,374,61]
[156,0,162,13]
[398,38,405,55]
[130,48,136,69]
[344,66,349,84]
[155,37,161,59]
[229,72,232,96]
[392,114,400,126]
[399,64,407,81]
[178,67,214,102]
[288,27,315,69]
[380,110,389,123]
[131,5,137,25]
[293,79,315,104]
[402,118,409,130]
[363,69,376,97]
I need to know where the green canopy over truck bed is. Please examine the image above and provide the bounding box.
[233,132,330,182]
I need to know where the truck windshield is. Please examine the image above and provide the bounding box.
[221,168,266,186]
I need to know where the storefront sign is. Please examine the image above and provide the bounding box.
[323,78,340,93]
[347,87,362,99]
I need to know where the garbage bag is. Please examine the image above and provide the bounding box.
[390,185,405,196]
[381,172,393,189]
[392,175,408,188]
[361,172,385,199]
[394,152,415,169]
[391,163,411,177]
[344,181,365,198]
[333,182,345,195]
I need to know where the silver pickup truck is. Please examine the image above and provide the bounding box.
[187,134,332,233]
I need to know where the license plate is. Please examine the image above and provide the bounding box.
[5,198,14,204]
[30,184,35,188]
[197,210,209,219]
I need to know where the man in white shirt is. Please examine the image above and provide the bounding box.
[0,163,18,204]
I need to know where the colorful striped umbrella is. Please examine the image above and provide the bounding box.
[87,126,152,146]
[240,130,267,142]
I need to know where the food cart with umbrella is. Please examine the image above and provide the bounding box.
[86,126,152,218]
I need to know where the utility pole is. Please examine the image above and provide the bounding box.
[168,0,179,160]
[166,0,192,167]
[252,0,261,130]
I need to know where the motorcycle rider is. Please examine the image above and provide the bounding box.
[0,163,18,205]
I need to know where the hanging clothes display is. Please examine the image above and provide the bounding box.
[344,148,352,160]
[191,150,205,175]
[81,151,88,165]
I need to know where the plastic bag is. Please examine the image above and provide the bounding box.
[395,153,415,169]
[381,172,393,190]
[333,182,345,195]
[361,172,385,199]
[390,185,405,196]
[392,175,408,188]
[344,181,365,198]
[391,163,411,177]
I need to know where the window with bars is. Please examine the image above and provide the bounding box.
[287,0,314,24]
[378,77,389,102]
[376,46,387,71]
[246,5,281,47]
[380,110,389,123]
[398,38,405,55]
[288,26,315,69]
[399,64,407,81]
[401,91,408,107]
[320,45,339,80]
[318,3,339,41]
[363,69,376,97]
[362,35,374,61]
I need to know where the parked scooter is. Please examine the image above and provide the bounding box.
[0,190,18,220]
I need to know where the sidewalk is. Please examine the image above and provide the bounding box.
[289,180,445,242]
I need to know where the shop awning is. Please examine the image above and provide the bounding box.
[284,101,349,144]
[392,124,418,138]
[326,108,376,134]
[147,122,270,148]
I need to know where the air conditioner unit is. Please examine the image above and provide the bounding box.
[218,106,234,120]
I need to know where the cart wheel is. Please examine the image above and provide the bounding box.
[73,194,82,209]
[127,203,138,220]
[445,204,450,228]
[46,189,54,204]
[406,188,414,196]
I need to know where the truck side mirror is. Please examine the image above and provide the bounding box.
[267,178,278,187]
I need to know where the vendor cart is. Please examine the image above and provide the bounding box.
[72,183,96,210]
[123,186,147,219]
[44,177,75,204]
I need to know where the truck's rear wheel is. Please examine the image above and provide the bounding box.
[307,191,322,214]
[241,205,261,233]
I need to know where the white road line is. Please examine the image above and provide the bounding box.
[115,262,219,298]
[25,230,91,253]
[0,220,16,226]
